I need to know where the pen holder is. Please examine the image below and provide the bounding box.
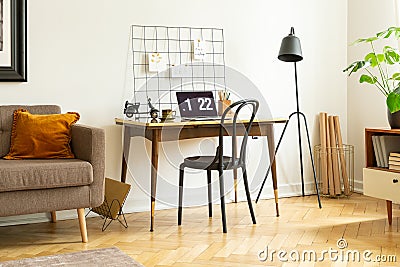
[218,100,233,116]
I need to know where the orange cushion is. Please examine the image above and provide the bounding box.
[3,109,80,159]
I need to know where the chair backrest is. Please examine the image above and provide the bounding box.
[0,105,61,157]
[218,99,259,168]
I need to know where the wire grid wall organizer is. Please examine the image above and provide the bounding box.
[129,25,227,117]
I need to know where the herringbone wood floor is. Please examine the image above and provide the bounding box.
[0,194,399,266]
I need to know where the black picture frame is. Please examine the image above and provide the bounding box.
[0,0,27,82]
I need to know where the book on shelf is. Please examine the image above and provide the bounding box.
[372,136,383,167]
[389,152,400,158]
[389,164,400,171]
[372,135,381,167]
[379,135,400,168]
[388,155,400,162]
[388,160,400,166]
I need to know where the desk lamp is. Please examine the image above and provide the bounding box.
[256,27,321,209]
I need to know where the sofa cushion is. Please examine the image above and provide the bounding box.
[4,109,80,160]
[0,159,93,192]
[0,105,61,158]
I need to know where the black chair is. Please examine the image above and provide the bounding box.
[178,99,259,233]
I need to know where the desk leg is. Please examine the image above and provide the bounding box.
[266,125,279,217]
[387,200,392,225]
[121,127,131,183]
[233,169,238,203]
[150,129,160,232]
[121,156,128,183]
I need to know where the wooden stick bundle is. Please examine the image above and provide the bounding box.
[318,113,349,196]
[334,116,350,196]
[325,115,335,196]
[318,113,329,195]
[328,116,341,195]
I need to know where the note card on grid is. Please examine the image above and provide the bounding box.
[193,39,206,60]
[148,52,167,72]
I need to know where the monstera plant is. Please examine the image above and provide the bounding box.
[344,27,400,116]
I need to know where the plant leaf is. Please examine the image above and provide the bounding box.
[377,54,385,63]
[384,46,400,64]
[359,74,377,84]
[387,91,400,113]
[377,29,393,38]
[376,30,387,38]
[387,26,400,32]
[365,53,386,67]
[377,27,400,39]
[392,27,400,39]
[392,73,400,80]
[365,36,378,42]
[384,46,396,51]
[349,38,367,46]
[352,27,400,45]
[350,37,377,45]
[343,61,370,75]
[343,63,355,72]
[365,53,379,67]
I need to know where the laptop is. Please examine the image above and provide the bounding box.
[176,91,221,121]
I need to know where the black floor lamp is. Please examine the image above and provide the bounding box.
[256,27,322,209]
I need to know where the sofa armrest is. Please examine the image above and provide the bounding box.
[71,124,105,207]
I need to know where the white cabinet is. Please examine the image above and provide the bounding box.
[363,128,400,225]
[363,168,400,203]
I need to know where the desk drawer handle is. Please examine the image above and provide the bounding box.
[393,179,399,184]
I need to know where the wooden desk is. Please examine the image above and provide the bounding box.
[115,118,287,231]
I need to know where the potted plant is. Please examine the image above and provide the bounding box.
[344,26,400,128]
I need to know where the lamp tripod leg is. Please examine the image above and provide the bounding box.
[296,112,305,196]
[299,112,322,208]
[256,111,322,209]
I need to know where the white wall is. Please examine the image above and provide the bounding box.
[0,0,347,224]
[347,0,397,191]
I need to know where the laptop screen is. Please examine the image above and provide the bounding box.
[176,91,218,118]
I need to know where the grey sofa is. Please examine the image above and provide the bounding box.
[0,105,105,242]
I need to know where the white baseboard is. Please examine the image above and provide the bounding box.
[354,179,363,193]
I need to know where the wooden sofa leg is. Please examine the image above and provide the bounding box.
[50,211,57,223]
[77,208,88,243]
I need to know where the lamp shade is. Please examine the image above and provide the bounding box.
[278,27,303,62]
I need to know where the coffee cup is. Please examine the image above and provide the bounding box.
[162,109,176,119]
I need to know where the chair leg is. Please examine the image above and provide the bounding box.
[218,169,227,233]
[207,170,212,218]
[242,166,256,224]
[178,165,184,225]
[50,211,57,223]
[77,208,88,243]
